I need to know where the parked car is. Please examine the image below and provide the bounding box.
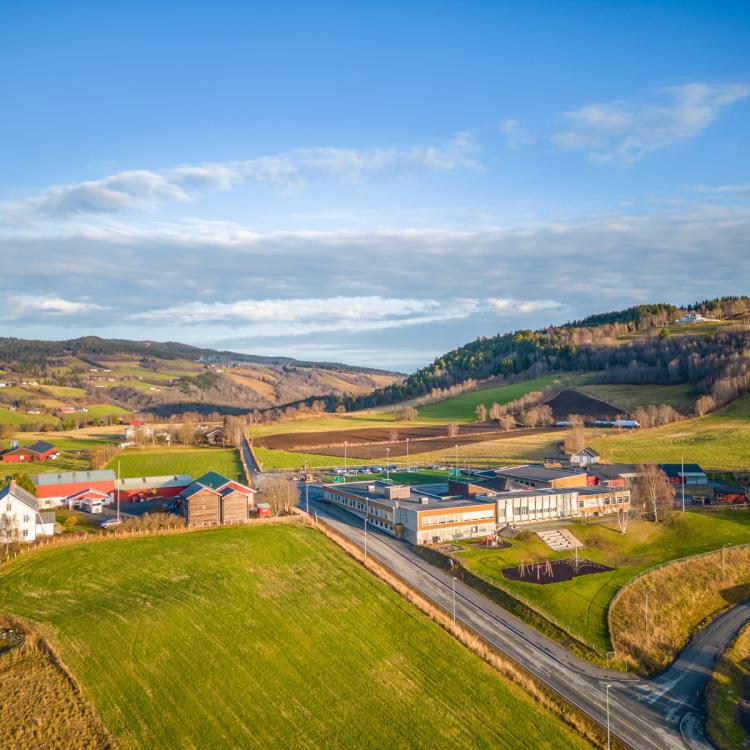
[101,517,122,529]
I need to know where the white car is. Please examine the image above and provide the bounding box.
[101,517,122,529]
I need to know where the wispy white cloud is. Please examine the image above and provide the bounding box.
[692,183,750,194]
[6,294,105,316]
[129,295,480,334]
[552,82,750,163]
[1,134,479,223]
[488,298,567,315]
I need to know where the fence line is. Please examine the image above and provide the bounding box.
[0,514,302,567]
[606,540,750,656]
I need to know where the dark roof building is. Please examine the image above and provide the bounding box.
[659,464,708,485]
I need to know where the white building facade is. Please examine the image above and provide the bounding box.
[0,481,56,543]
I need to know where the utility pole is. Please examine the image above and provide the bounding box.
[406,438,409,473]
[605,684,612,750]
[455,444,458,477]
[116,461,121,522]
[386,448,390,482]
[305,481,309,516]
[344,441,347,477]
[452,577,457,624]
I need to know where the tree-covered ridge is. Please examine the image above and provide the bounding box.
[0,336,398,376]
[348,296,750,409]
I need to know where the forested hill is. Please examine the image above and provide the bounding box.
[347,296,750,411]
[0,336,398,377]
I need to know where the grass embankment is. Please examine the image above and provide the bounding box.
[707,622,750,750]
[453,511,750,655]
[610,542,750,674]
[106,447,243,479]
[0,525,595,750]
[0,639,112,750]
[417,376,565,423]
[578,384,694,414]
[590,395,750,469]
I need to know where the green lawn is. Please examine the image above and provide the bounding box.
[452,511,750,654]
[0,525,593,750]
[578,383,695,415]
[590,395,750,469]
[107,447,243,479]
[417,375,566,423]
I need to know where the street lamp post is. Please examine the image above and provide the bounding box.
[605,683,612,750]
[452,577,457,624]
[455,444,458,477]
[723,543,732,580]
[406,438,410,473]
[344,441,347,477]
[645,588,656,640]
[305,481,309,516]
[386,447,390,482]
[364,501,368,559]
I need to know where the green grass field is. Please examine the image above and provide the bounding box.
[453,511,750,653]
[0,407,59,427]
[578,383,695,415]
[417,376,565,422]
[107,447,243,479]
[36,385,88,398]
[80,404,130,419]
[590,395,750,469]
[0,525,594,750]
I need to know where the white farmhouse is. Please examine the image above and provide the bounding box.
[0,480,56,543]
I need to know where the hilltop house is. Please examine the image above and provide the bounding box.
[0,480,56,542]
[556,447,600,467]
[1,440,57,464]
[178,472,256,525]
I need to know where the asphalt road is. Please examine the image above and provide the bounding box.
[302,485,750,750]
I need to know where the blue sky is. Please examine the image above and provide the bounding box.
[1,1,749,371]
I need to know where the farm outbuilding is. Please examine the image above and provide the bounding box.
[178,472,256,525]
[1,440,57,464]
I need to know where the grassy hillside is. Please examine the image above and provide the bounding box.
[590,395,750,468]
[0,525,594,750]
[417,375,563,422]
[707,622,750,750]
[0,407,59,427]
[453,511,750,654]
[107,447,243,479]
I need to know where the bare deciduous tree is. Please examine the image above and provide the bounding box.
[475,404,488,422]
[260,477,299,516]
[633,464,675,523]
[446,423,459,438]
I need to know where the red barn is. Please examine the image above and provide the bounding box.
[714,487,746,504]
[1,440,57,464]
[116,474,192,501]
[31,470,116,507]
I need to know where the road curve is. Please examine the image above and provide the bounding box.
[302,486,750,750]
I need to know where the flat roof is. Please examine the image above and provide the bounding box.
[487,488,578,500]
[324,482,494,511]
